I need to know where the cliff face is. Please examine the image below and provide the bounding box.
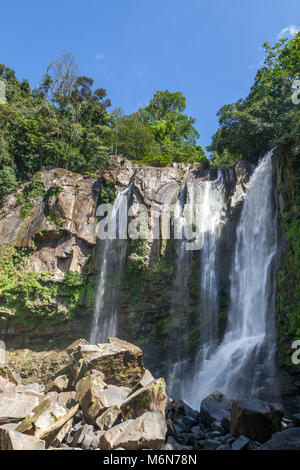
[0,158,254,371]
[273,147,300,413]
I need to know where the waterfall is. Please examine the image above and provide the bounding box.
[90,186,131,343]
[167,174,225,395]
[183,150,278,408]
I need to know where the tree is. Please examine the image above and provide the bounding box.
[208,33,300,165]
[113,114,158,160]
[40,53,79,109]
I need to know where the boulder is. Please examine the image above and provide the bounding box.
[16,398,67,436]
[0,428,45,450]
[121,378,166,420]
[200,391,233,426]
[75,371,107,424]
[260,428,300,450]
[75,370,131,424]
[74,338,145,388]
[100,410,167,450]
[96,406,122,431]
[66,338,90,358]
[71,424,102,450]
[49,419,73,448]
[0,365,21,387]
[231,434,250,450]
[0,386,42,422]
[131,369,155,393]
[45,374,69,393]
[230,398,284,443]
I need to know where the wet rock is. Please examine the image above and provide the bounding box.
[293,413,300,426]
[260,428,300,450]
[121,378,166,420]
[230,397,284,443]
[201,439,222,450]
[200,391,233,426]
[0,428,45,450]
[16,398,67,436]
[231,434,250,450]
[211,421,225,433]
[216,444,231,450]
[100,410,167,450]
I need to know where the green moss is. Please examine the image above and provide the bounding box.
[0,245,95,328]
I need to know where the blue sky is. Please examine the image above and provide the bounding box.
[1,0,299,149]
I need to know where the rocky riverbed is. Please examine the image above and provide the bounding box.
[0,338,299,450]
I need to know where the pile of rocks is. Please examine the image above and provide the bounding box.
[0,338,299,450]
[165,391,300,450]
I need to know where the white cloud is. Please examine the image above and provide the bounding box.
[96,53,104,60]
[277,25,300,39]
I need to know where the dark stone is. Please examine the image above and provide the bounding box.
[216,444,231,450]
[200,391,232,426]
[211,421,225,433]
[231,435,250,450]
[230,397,284,443]
[260,428,300,450]
[202,439,222,450]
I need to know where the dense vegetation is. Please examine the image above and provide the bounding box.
[208,33,300,166]
[0,54,208,201]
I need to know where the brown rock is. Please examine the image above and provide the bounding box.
[75,338,145,388]
[121,378,166,421]
[100,410,167,450]
[0,428,45,450]
[16,398,67,436]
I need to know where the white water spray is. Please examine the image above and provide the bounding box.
[183,151,278,408]
[90,186,131,343]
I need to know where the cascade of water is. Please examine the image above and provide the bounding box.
[90,186,131,343]
[167,174,225,396]
[183,151,278,408]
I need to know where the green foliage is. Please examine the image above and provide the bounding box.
[0,58,113,200]
[0,245,93,328]
[113,90,207,166]
[100,179,116,204]
[208,33,300,165]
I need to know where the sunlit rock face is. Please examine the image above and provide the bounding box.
[0,159,253,371]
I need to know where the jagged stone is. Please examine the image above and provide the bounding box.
[131,369,155,393]
[45,374,69,393]
[260,428,300,450]
[96,406,121,431]
[230,397,284,443]
[71,424,102,450]
[75,372,107,424]
[0,385,42,422]
[231,434,250,450]
[48,419,73,448]
[0,428,45,450]
[100,410,167,450]
[121,378,166,420]
[16,398,67,436]
[74,338,145,388]
[200,391,233,426]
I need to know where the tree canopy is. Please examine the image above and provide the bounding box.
[208,33,300,166]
